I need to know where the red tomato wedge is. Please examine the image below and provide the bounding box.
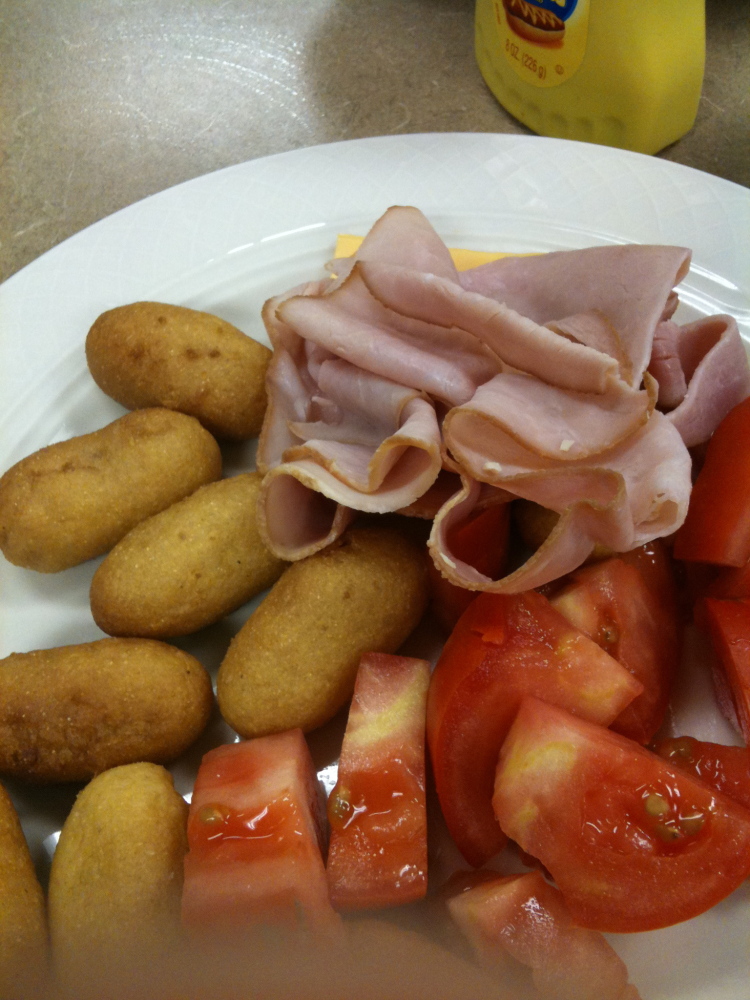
[550,544,681,743]
[493,697,750,932]
[428,503,510,632]
[426,591,642,867]
[447,870,636,1000]
[706,559,750,600]
[701,598,750,742]
[182,729,340,936]
[653,735,750,812]
[326,653,429,910]
[674,396,750,567]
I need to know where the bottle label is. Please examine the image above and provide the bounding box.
[493,0,590,87]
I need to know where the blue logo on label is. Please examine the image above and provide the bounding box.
[524,0,578,22]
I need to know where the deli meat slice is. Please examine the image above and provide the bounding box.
[258,366,443,560]
[356,261,622,394]
[279,268,501,407]
[459,243,691,386]
[329,204,460,282]
[443,372,653,466]
[649,314,750,447]
[432,413,691,593]
[256,206,736,581]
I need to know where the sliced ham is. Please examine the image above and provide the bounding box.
[327,204,459,287]
[258,376,443,559]
[258,471,356,562]
[432,413,692,593]
[459,243,691,385]
[278,267,500,407]
[256,206,735,582]
[357,261,622,395]
[546,310,633,384]
[443,371,653,467]
[649,314,750,446]
[649,321,688,410]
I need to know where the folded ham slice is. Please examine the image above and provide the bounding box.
[459,243,691,386]
[432,413,691,594]
[649,314,750,447]
[256,206,742,592]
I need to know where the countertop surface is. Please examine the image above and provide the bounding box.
[1,0,748,285]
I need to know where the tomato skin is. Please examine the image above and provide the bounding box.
[701,598,750,742]
[653,735,750,812]
[674,397,750,567]
[428,503,510,632]
[326,653,429,910]
[550,543,682,743]
[706,559,750,600]
[427,591,642,867]
[182,730,340,935]
[447,870,632,1000]
[493,697,750,932]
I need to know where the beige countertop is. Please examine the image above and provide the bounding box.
[1,0,748,285]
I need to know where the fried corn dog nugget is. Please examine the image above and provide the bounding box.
[86,301,271,440]
[48,763,187,995]
[217,525,429,738]
[0,783,47,998]
[0,408,222,572]
[0,638,212,782]
[90,472,287,638]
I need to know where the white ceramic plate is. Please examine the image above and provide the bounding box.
[1,133,749,1000]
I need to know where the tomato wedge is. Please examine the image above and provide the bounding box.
[653,735,750,812]
[701,597,750,742]
[427,591,642,867]
[326,653,429,910]
[447,870,635,1000]
[674,396,750,567]
[428,503,510,632]
[493,697,750,932]
[706,559,750,600]
[550,543,681,743]
[181,730,340,936]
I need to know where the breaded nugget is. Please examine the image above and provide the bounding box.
[0,783,47,997]
[90,472,287,638]
[0,638,212,782]
[0,408,221,572]
[85,301,271,440]
[48,763,187,995]
[217,525,429,737]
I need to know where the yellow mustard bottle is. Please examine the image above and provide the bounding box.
[475,0,705,154]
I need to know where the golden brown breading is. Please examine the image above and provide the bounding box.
[90,472,288,638]
[0,408,222,572]
[0,638,213,782]
[217,525,429,737]
[85,301,271,440]
[0,783,47,998]
[48,763,187,996]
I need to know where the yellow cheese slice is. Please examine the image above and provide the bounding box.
[334,234,529,272]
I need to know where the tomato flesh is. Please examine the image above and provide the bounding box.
[493,697,750,932]
[653,735,750,812]
[182,730,340,935]
[326,653,429,910]
[706,559,750,600]
[550,543,681,743]
[674,396,750,567]
[429,503,510,632]
[447,870,632,1000]
[701,597,750,742]
[427,591,642,867]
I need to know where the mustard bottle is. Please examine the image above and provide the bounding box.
[475,0,705,155]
